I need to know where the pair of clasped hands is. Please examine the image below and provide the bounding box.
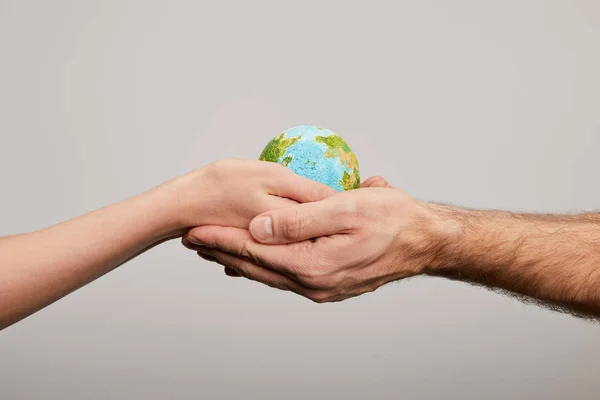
[180,159,430,303]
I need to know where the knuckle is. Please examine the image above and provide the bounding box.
[299,276,319,290]
[229,260,251,280]
[211,159,226,168]
[205,158,240,178]
[209,158,228,170]
[238,240,253,260]
[241,266,253,281]
[297,272,318,290]
[296,267,320,289]
[317,275,339,291]
[266,162,288,178]
[282,209,303,241]
[292,251,338,290]
[299,271,338,291]
[199,233,218,249]
[307,292,330,304]
[309,185,320,202]
[309,184,329,202]
[337,197,360,220]
[344,198,371,229]
[203,162,222,181]
[238,241,269,269]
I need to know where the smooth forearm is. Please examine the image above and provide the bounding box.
[0,160,332,329]
[423,205,600,316]
[0,183,180,330]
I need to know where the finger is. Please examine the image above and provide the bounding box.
[197,248,308,295]
[248,194,354,244]
[224,266,241,277]
[187,226,256,258]
[361,176,382,188]
[267,163,336,203]
[182,236,212,251]
[196,248,241,277]
[187,225,310,279]
[361,176,389,188]
[197,252,218,263]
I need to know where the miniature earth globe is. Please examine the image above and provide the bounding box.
[259,125,360,192]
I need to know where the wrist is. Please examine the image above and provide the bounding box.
[417,203,472,275]
[158,167,215,234]
[386,195,467,277]
[139,172,203,239]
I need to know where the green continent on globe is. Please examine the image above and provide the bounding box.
[259,133,300,164]
[315,135,360,190]
[259,126,361,192]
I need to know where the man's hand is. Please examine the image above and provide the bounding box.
[184,170,600,317]
[169,159,335,232]
[185,178,437,303]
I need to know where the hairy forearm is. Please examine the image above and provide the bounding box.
[424,205,600,317]
[0,184,181,330]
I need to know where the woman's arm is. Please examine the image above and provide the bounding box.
[0,159,334,330]
[0,185,178,330]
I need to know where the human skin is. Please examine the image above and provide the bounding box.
[0,159,334,330]
[187,181,600,318]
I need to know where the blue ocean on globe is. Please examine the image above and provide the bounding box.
[259,126,360,192]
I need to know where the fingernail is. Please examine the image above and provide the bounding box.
[250,216,273,241]
[187,236,204,246]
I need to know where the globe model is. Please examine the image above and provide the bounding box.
[259,125,360,192]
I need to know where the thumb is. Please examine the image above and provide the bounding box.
[267,164,337,203]
[249,195,352,244]
[361,176,390,188]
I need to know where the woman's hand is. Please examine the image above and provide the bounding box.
[0,158,334,330]
[169,159,336,233]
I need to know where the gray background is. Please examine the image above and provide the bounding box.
[1,0,599,399]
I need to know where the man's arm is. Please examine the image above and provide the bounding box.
[0,159,333,330]
[185,185,600,318]
[425,206,600,317]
